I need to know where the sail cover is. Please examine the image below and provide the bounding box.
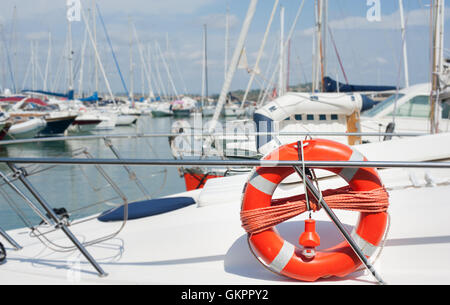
[323,76,397,93]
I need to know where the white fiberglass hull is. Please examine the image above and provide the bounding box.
[2,135,450,285]
[224,106,245,117]
[6,118,47,139]
[116,115,138,126]
[70,114,103,133]
[202,106,215,117]
[2,164,450,285]
[94,113,117,130]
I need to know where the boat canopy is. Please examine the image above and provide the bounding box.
[0,96,48,107]
[253,92,364,153]
[21,89,74,100]
[79,92,99,103]
[323,76,397,93]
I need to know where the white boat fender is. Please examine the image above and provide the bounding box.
[0,242,6,265]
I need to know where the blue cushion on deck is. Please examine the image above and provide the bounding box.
[98,197,196,222]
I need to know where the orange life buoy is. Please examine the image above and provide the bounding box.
[241,139,389,282]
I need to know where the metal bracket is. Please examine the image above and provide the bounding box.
[103,138,151,199]
[0,227,22,251]
[6,162,108,277]
[293,165,387,285]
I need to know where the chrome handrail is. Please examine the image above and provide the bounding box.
[0,131,427,146]
[0,157,448,169]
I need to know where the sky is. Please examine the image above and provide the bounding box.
[0,0,449,97]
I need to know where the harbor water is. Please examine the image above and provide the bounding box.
[0,115,192,231]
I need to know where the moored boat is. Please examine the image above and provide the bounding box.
[151,102,173,117]
[70,114,103,133]
[39,115,78,136]
[224,104,246,117]
[5,118,47,139]
[116,114,138,126]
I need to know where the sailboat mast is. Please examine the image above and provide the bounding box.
[240,0,279,108]
[93,0,99,92]
[287,39,291,92]
[129,17,134,101]
[78,27,88,96]
[205,25,209,104]
[68,19,74,91]
[44,32,52,92]
[317,0,324,92]
[399,0,410,87]
[322,0,327,90]
[11,6,18,94]
[202,24,207,107]
[156,41,178,98]
[147,44,156,99]
[210,0,258,128]
[31,41,36,91]
[278,5,285,97]
[312,0,318,92]
[430,0,445,134]
[225,3,230,82]
[81,8,115,101]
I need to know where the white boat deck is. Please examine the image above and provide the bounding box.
[1,165,450,285]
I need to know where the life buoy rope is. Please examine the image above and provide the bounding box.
[241,186,389,235]
[240,139,390,282]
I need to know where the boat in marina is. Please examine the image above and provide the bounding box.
[167,0,450,195]
[171,97,198,118]
[170,83,450,191]
[70,114,103,133]
[5,118,47,140]
[90,111,118,131]
[2,103,78,137]
[224,103,246,117]
[115,114,138,126]
[151,102,173,117]
[0,96,69,136]
[39,115,78,136]
[2,0,450,289]
[201,105,216,117]
[0,113,12,140]
[249,83,449,156]
[172,109,191,118]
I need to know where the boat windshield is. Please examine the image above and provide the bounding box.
[363,94,405,118]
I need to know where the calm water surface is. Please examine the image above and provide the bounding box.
[0,115,196,230]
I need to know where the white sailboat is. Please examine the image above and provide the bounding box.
[150,101,173,117]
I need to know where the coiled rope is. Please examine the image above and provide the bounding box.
[241,186,389,235]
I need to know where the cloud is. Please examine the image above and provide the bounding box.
[375,57,388,65]
[26,31,50,41]
[197,13,239,30]
[300,7,450,36]
[95,0,215,16]
[0,0,216,24]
